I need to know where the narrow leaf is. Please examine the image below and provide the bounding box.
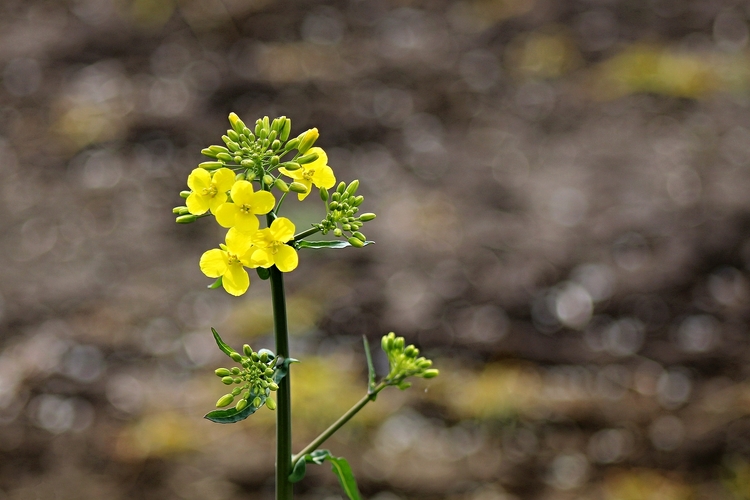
[289,458,306,483]
[363,336,376,393]
[208,277,223,289]
[273,356,299,384]
[296,240,374,250]
[204,388,268,424]
[303,450,362,500]
[211,328,236,357]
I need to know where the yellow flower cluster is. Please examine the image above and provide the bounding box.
[176,114,338,296]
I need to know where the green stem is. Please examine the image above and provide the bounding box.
[269,263,293,500]
[293,226,322,241]
[292,381,387,465]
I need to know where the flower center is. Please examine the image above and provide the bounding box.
[202,185,218,197]
[270,241,284,254]
[303,169,315,181]
[240,204,253,215]
[227,252,241,266]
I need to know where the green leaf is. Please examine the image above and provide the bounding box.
[273,356,299,384]
[296,240,374,250]
[363,336,377,394]
[303,450,362,500]
[208,277,223,289]
[211,328,236,357]
[256,267,270,280]
[204,387,268,424]
[289,458,306,483]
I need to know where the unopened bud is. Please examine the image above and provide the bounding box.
[226,141,240,152]
[180,190,191,199]
[422,369,439,379]
[221,135,232,146]
[176,214,197,224]
[215,368,232,377]
[352,231,366,242]
[260,352,269,363]
[266,397,277,410]
[394,337,404,351]
[345,180,360,195]
[172,206,187,214]
[280,161,301,171]
[404,345,418,357]
[333,228,342,237]
[297,128,319,154]
[216,394,234,407]
[347,237,364,248]
[289,182,308,194]
[243,344,252,356]
[227,129,240,142]
[201,148,218,158]
[336,182,346,194]
[199,161,223,170]
[275,178,289,192]
[255,120,263,137]
[216,153,233,162]
[235,398,248,411]
[221,376,234,385]
[230,352,242,362]
[280,118,292,142]
[297,151,319,164]
[269,382,279,391]
[342,224,351,231]
[417,359,432,368]
[253,396,262,408]
[284,138,300,151]
[264,367,274,377]
[320,187,329,202]
[360,213,376,221]
[271,139,281,150]
[231,387,242,396]
[209,145,230,154]
[229,112,246,134]
[263,175,275,187]
[268,130,277,143]
[354,195,364,206]
[231,367,241,375]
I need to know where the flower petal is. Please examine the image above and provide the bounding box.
[307,147,328,168]
[208,192,228,213]
[312,165,336,190]
[215,203,238,228]
[199,249,228,278]
[222,264,250,296]
[296,179,313,201]
[186,193,209,215]
[250,190,276,215]
[212,168,236,192]
[249,248,274,268]
[278,167,304,181]
[187,168,210,191]
[236,213,261,233]
[274,245,298,272]
[227,227,255,255]
[230,180,255,206]
[270,217,295,242]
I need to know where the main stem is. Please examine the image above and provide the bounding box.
[269,265,293,500]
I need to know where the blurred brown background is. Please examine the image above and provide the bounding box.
[2,0,750,498]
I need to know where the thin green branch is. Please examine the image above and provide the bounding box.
[293,226,322,241]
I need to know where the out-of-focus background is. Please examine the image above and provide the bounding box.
[3,0,750,498]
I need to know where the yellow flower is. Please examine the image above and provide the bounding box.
[278,147,336,200]
[199,228,256,296]
[249,217,299,272]
[186,168,235,215]
[215,180,276,233]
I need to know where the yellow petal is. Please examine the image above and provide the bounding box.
[236,213,260,233]
[250,190,276,214]
[230,180,255,206]
[278,167,304,181]
[249,248,273,268]
[312,165,336,190]
[227,227,254,255]
[212,168,236,192]
[187,168,210,191]
[307,147,328,168]
[252,228,273,247]
[199,249,228,278]
[208,192,228,213]
[296,179,313,201]
[274,245,298,272]
[186,193,209,215]
[270,217,295,242]
[222,264,250,296]
[215,203,238,228]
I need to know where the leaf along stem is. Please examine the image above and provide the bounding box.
[292,381,387,465]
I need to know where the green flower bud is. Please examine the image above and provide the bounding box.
[275,179,289,193]
[269,155,280,167]
[269,382,278,391]
[394,337,404,351]
[351,231,365,242]
[226,141,240,152]
[404,345,418,357]
[297,151,319,165]
[268,130,278,143]
[280,161,301,171]
[360,213,376,221]
[179,190,191,199]
[216,152,233,162]
[263,115,270,131]
[215,368,232,377]
[417,358,432,368]
[255,120,263,137]
[235,398,248,411]
[221,135,233,145]
[263,175,275,187]
[199,161,223,170]
[229,112,246,135]
[422,369,439,379]
[264,367,274,377]
[216,394,234,407]
[381,335,389,353]
[209,145,230,154]
[233,377,242,384]
[329,201,339,210]
[245,170,257,181]
[231,387,242,396]
[230,352,242,362]
[397,381,412,390]
[271,139,281,150]
[234,155,242,163]
[342,224,351,231]
[345,180,360,196]
[231,367,241,375]
[221,377,234,384]
[320,187,329,202]
[271,117,282,133]
[280,118,292,142]
[336,181,346,194]
[260,352,269,363]
[240,159,254,168]
[333,228,342,237]
[297,128,319,154]
[266,397,277,410]
[331,192,341,203]
[201,148,218,158]
[354,195,364,206]
[227,129,240,142]
[253,396,262,408]
[172,206,185,214]
[243,127,253,139]
[175,214,197,224]
[348,237,364,248]
[284,138,300,151]
[289,182,308,194]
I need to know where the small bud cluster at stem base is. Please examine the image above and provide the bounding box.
[214,345,279,412]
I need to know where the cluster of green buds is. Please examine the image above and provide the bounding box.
[381,332,439,390]
[317,180,376,247]
[214,345,279,412]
